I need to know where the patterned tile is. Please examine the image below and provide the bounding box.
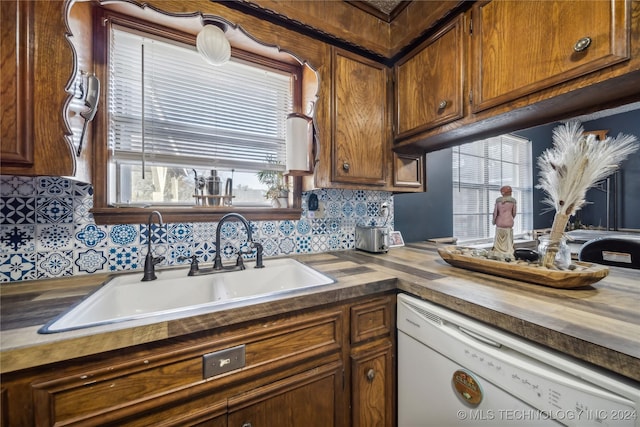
[107,246,141,271]
[141,222,168,245]
[193,241,217,263]
[109,224,138,246]
[75,224,108,248]
[1,224,35,253]
[278,220,295,236]
[295,235,312,253]
[1,197,36,224]
[296,218,311,235]
[168,223,194,243]
[278,237,295,255]
[37,250,74,278]
[1,252,37,282]
[1,176,36,197]
[168,243,192,263]
[75,249,107,274]
[37,224,74,252]
[36,197,73,223]
[0,176,394,282]
[37,177,73,197]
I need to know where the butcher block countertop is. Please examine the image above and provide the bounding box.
[1,243,639,383]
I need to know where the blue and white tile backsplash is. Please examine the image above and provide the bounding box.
[0,176,394,283]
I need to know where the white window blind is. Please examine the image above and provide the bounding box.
[452,134,533,243]
[108,25,293,173]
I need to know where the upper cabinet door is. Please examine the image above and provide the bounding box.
[471,0,630,113]
[394,15,465,140]
[332,49,388,186]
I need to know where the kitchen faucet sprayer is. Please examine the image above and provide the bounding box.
[142,210,165,281]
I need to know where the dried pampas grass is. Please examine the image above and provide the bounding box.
[536,120,638,268]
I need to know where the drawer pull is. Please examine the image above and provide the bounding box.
[242,422,253,427]
[366,368,376,382]
[574,37,591,52]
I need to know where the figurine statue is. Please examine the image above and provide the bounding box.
[492,185,517,259]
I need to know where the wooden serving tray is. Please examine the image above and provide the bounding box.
[437,245,609,289]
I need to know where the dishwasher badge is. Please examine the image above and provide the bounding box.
[452,369,483,406]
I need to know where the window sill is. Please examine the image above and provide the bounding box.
[91,206,303,225]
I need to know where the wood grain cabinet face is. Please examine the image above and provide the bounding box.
[394,14,465,140]
[332,49,388,186]
[350,343,394,427]
[392,152,424,189]
[0,0,80,178]
[1,0,34,167]
[28,310,343,426]
[471,0,630,113]
[2,295,396,427]
[227,361,343,427]
[349,296,395,427]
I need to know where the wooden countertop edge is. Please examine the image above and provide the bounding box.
[1,248,639,383]
[396,281,640,383]
[0,274,398,374]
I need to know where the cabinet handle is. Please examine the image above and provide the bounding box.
[573,37,592,52]
[366,368,375,382]
[438,100,447,110]
[242,423,253,427]
[342,162,350,172]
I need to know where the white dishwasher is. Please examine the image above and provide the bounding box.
[397,294,640,427]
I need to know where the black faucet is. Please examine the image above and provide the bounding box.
[142,210,165,281]
[213,213,264,271]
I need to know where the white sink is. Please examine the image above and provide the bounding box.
[39,258,334,333]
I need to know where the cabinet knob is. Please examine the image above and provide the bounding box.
[573,37,592,52]
[342,162,350,172]
[438,100,448,110]
[366,368,375,382]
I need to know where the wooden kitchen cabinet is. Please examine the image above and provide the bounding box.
[227,361,343,427]
[471,0,630,113]
[0,293,397,427]
[394,0,639,153]
[349,296,395,427]
[394,14,465,140]
[351,341,394,427]
[330,48,389,187]
[0,0,87,180]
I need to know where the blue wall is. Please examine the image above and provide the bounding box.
[394,148,453,242]
[395,107,640,242]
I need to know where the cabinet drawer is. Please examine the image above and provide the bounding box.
[350,296,394,344]
[31,309,343,426]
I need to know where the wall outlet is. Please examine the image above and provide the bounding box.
[308,201,325,219]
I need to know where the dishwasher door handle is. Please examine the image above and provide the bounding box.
[458,326,502,348]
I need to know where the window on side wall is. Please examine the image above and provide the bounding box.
[452,134,533,243]
[91,10,303,223]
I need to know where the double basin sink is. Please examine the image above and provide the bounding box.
[39,258,335,333]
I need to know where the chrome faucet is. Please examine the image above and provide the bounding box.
[142,210,165,281]
[212,213,264,271]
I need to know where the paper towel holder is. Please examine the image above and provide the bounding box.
[285,112,315,176]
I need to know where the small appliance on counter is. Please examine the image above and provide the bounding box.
[355,225,389,254]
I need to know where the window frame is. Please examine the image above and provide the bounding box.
[452,134,533,243]
[91,8,304,225]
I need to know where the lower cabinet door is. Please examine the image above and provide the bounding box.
[351,341,394,427]
[227,361,343,427]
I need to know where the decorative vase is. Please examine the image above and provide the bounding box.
[538,235,571,270]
